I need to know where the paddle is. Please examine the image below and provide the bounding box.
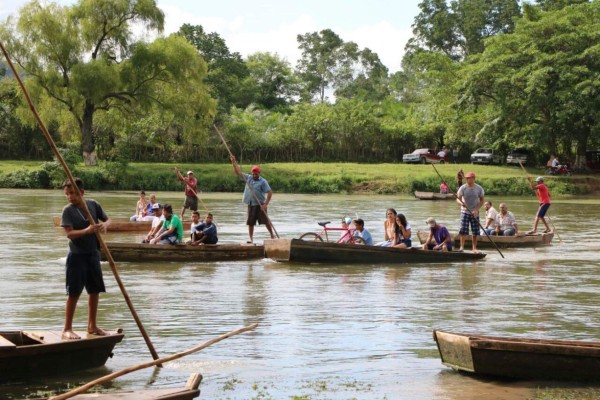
[214,124,280,239]
[431,164,505,258]
[518,162,562,243]
[0,41,160,362]
[47,323,258,400]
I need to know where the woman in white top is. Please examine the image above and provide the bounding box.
[130,190,148,221]
[375,208,397,246]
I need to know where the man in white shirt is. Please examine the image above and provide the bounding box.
[482,201,498,235]
[142,203,165,243]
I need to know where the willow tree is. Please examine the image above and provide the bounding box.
[1,0,214,165]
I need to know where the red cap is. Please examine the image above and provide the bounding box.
[465,172,475,178]
[251,166,261,173]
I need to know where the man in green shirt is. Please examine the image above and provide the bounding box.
[150,204,183,244]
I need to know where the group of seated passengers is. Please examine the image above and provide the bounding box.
[481,200,519,236]
[130,191,159,221]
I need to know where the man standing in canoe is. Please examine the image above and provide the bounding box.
[456,172,485,253]
[527,176,552,234]
[230,155,275,243]
[60,178,110,340]
[175,168,198,220]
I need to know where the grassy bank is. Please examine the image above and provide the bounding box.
[0,160,597,196]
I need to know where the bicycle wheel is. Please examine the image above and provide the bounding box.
[299,232,324,241]
[349,237,367,245]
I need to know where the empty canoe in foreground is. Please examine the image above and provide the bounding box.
[433,329,600,381]
[414,191,455,200]
[416,230,554,248]
[53,216,152,232]
[65,373,202,400]
[102,242,265,262]
[264,238,485,264]
[0,330,124,382]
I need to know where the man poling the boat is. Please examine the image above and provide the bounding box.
[430,164,505,258]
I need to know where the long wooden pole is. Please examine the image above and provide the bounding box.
[431,164,505,258]
[213,124,280,238]
[518,162,562,243]
[0,40,160,361]
[48,323,258,400]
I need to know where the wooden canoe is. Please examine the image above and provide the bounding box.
[0,330,124,382]
[53,216,152,232]
[433,329,600,381]
[416,229,554,248]
[65,373,202,400]
[414,191,455,200]
[264,238,485,264]
[102,241,265,262]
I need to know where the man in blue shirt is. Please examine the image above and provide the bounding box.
[230,155,275,243]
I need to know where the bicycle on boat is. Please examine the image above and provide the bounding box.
[298,221,367,245]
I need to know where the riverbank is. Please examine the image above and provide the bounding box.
[1,160,597,196]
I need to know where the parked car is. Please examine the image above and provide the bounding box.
[506,148,530,165]
[402,148,448,164]
[470,148,502,165]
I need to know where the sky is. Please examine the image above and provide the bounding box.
[1,0,422,73]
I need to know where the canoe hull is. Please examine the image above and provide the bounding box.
[414,191,455,200]
[0,330,124,382]
[264,239,485,264]
[416,230,554,248]
[103,242,265,262]
[434,330,600,381]
[53,216,152,232]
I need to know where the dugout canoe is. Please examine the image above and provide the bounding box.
[53,216,152,232]
[433,329,600,381]
[64,373,202,400]
[102,241,265,262]
[0,329,124,382]
[264,238,485,264]
[416,229,554,248]
[414,191,455,200]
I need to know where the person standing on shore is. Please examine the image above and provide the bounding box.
[230,155,275,243]
[456,172,485,253]
[60,178,110,340]
[175,168,198,220]
[527,176,552,234]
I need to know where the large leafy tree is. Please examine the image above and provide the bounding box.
[459,1,600,166]
[1,0,214,165]
[408,0,521,60]
[178,23,249,117]
[242,52,297,111]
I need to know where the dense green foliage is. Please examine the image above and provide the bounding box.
[1,0,598,169]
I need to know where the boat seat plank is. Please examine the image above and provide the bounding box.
[23,330,86,344]
[0,335,16,348]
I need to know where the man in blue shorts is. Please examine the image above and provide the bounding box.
[60,178,110,340]
[456,172,485,253]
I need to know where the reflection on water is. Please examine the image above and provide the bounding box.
[1,189,600,399]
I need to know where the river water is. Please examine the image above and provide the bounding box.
[1,189,599,399]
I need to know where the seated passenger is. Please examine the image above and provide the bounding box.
[339,217,354,243]
[494,203,518,236]
[424,217,452,251]
[352,219,373,245]
[375,208,397,246]
[149,204,183,244]
[482,201,498,235]
[130,190,149,221]
[141,203,164,243]
[440,182,449,194]
[392,213,412,248]
[190,212,218,245]
[142,193,158,221]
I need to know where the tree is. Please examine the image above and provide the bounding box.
[178,24,249,117]
[408,0,521,60]
[1,0,214,165]
[242,52,297,111]
[458,1,600,166]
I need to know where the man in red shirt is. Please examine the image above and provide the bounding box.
[175,168,198,219]
[527,176,552,234]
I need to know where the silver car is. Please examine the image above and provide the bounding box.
[470,148,501,165]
